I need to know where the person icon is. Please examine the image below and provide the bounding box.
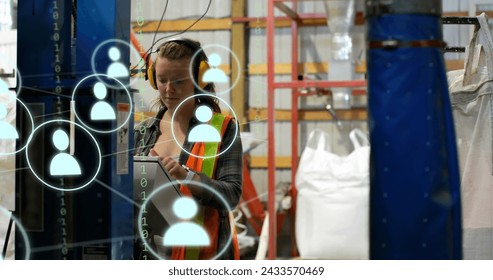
[106,47,129,78]
[163,197,210,246]
[0,103,18,139]
[188,105,221,142]
[202,53,228,83]
[0,80,9,93]
[90,82,116,121]
[49,129,82,176]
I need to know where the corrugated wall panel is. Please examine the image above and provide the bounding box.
[132,0,231,21]
[460,0,471,11]
[247,122,292,156]
[275,75,294,109]
[460,0,474,55]
[247,75,267,108]
[249,169,292,202]
[247,0,294,17]
[296,0,366,14]
[0,30,17,87]
[443,0,461,61]
[129,30,232,67]
[247,74,292,109]
[300,26,330,63]
[248,28,292,65]
[0,30,17,212]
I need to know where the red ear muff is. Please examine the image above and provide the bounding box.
[146,55,158,90]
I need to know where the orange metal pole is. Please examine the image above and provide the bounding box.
[267,0,277,260]
[290,0,300,258]
[275,80,367,88]
[130,29,148,61]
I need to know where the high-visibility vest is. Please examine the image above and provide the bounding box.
[171,113,240,260]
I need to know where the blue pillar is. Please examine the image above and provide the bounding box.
[16,0,133,259]
[366,0,462,259]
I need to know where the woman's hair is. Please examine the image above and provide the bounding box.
[151,39,221,113]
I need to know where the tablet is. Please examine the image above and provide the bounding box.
[133,156,182,225]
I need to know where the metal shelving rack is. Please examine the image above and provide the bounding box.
[265,0,367,259]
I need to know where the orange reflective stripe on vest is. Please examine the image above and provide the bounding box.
[171,113,240,260]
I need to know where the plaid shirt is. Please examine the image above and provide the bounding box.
[133,107,243,259]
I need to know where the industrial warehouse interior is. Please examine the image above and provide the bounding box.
[1,0,493,269]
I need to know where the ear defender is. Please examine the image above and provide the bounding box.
[197,59,210,90]
[146,55,158,90]
[145,39,211,91]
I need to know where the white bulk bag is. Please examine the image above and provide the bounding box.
[447,13,493,259]
[295,128,370,259]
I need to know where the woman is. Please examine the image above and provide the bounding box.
[134,38,242,260]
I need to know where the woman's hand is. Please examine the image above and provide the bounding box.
[149,149,187,181]
[162,157,188,181]
[149,149,202,198]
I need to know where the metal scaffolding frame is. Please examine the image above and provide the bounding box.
[265,0,367,259]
